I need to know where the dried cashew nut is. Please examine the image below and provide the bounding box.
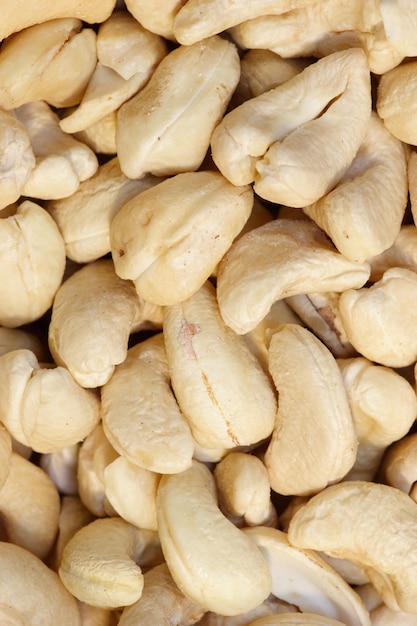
[379,0,417,57]
[211,48,371,207]
[163,281,277,449]
[59,517,162,609]
[123,0,187,40]
[264,323,357,496]
[366,225,417,282]
[116,36,240,179]
[118,563,205,626]
[247,615,350,626]
[101,333,194,474]
[216,218,370,335]
[376,60,417,145]
[74,111,117,155]
[110,171,253,306]
[0,200,66,327]
[0,109,35,209]
[49,495,95,571]
[157,460,272,616]
[287,480,417,613]
[379,432,417,502]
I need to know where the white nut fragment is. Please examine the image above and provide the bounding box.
[376,61,417,145]
[157,460,272,616]
[337,357,417,481]
[74,111,117,155]
[110,171,253,306]
[211,48,371,207]
[116,35,240,179]
[163,281,277,449]
[48,259,143,388]
[303,112,408,263]
[379,0,417,57]
[339,267,417,368]
[216,218,370,335]
[287,480,417,613]
[0,109,35,209]
[0,541,82,626]
[118,563,205,626]
[102,333,194,474]
[59,517,161,609]
[0,200,66,327]
[0,19,97,110]
[264,324,357,496]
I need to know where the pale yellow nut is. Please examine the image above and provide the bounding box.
[77,604,119,626]
[288,481,417,613]
[118,563,205,626]
[264,324,357,496]
[379,0,417,56]
[46,157,163,264]
[0,452,60,559]
[0,109,35,209]
[0,0,116,41]
[101,333,194,474]
[338,357,417,481]
[59,517,161,609]
[248,615,350,626]
[339,267,417,368]
[379,432,417,501]
[377,61,417,144]
[195,596,300,625]
[0,541,81,625]
[0,19,97,110]
[216,218,370,335]
[110,171,253,306]
[123,0,187,40]
[163,281,277,449]
[304,112,408,263]
[116,36,240,179]
[48,259,143,388]
[366,21,405,76]
[211,48,371,207]
[0,200,66,328]
[49,495,95,572]
[368,225,417,282]
[157,460,272,616]
[74,111,117,155]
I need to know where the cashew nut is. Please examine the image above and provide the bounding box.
[367,225,417,282]
[74,111,117,155]
[40,444,80,496]
[247,616,350,626]
[0,326,47,360]
[0,109,35,210]
[379,0,417,57]
[49,495,95,571]
[376,60,417,145]
[379,432,417,502]
[0,424,12,491]
[123,0,187,40]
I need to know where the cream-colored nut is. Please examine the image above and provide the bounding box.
[379,0,417,56]
[379,432,417,500]
[0,452,60,559]
[316,553,369,587]
[196,597,300,626]
[339,267,417,368]
[264,324,357,496]
[0,0,116,41]
[102,333,194,474]
[0,19,97,110]
[366,21,405,76]
[40,444,80,496]
[337,357,417,481]
[0,109,35,209]
[303,112,407,263]
[214,452,277,528]
[192,438,229,464]
[0,200,66,327]
[77,603,119,626]
[163,281,277,449]
[172,0,318,45]
[77,423,119,517]
[0,424,12,491]
[0,348,100,453]
[104,455,161,531]
[408,152,417,226]
[216,218,370,335]
[247,615,350,625]
[287,480,417,613]
[0,541,81,625]
[110,171,253,306]
[118,563,205,626]
[211,48,371,207]
[244,526,370,626]
[48,259,143,388]
[376,61,417,144]
[49,495,95,571]
[59,517,161,609]
[157,460,272,615]
[46,157,163,264]
[123,0,187,40]
[0,327,46,360]
[116,36,240,179]
[367,225,417,282]
[285,292,355,359]
[74,111,117,155]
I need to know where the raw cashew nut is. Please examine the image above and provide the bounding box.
[379,0,417,57]
[59,517,162,609]
[123,0,187,40]
[0,109,35,209]
[74,111,117,155]
[248,616,350,626]
[379,433,417,502]
[287,480,417,613]
[40,444,80,496]
[264,324,357,496]
[49,495,95,571]
[216,218,370,335]
[376,60,417,145]
[211,48,371,207]
[157,460,272,615]
[367,225,417,282]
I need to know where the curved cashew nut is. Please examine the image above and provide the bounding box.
[377,60,417,145]
[102,332,194,473]
[216,218,370,335]
[110,171,253,306]
[163,280,277,449]
[287,480,417,613]
[379,432,417,502]
[59,517,162,609]
[379,0,417,57]
[0,541,81,625]
[0,109,35,210]
[157,460,272,615]
[264,324,357,496]
[211,48,371,207]
[75,110,117,155]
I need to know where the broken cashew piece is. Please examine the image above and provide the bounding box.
[377,60,417,145]
[0,109,35,209]
[123,0,187,40]
[157,460,272,615]
[288,480,417,613]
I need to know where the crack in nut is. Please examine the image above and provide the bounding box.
[179,320,201,359]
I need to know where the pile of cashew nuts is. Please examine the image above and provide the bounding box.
[2,0,417,624]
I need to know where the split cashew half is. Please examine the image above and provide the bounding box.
[0,109,35,209]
